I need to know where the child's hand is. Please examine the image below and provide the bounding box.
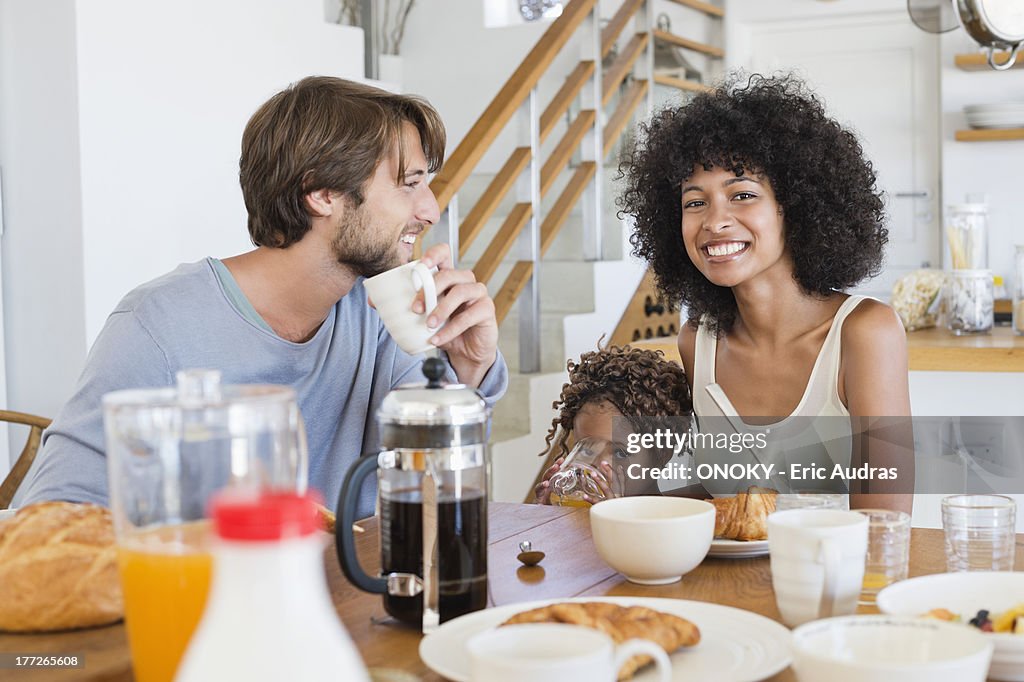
[584,461,624,504]
[534,457,564,504]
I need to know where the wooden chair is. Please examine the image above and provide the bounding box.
[0,410,52,509]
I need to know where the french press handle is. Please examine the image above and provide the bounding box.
[336,455,387,594]
[335,453,431,605]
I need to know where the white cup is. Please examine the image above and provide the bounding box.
[363,260,440,355]
[767,509,869,627]
[467,623,672,682]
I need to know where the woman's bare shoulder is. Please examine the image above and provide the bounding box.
[842,298,906,350]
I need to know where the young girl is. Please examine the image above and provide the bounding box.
[619,75,912,513]
[533,343,691,504]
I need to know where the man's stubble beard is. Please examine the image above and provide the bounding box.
[330,202,403,278]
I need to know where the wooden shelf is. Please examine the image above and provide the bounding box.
[653,29,724,58]
[955,128,1024,142]
[664,0,724,18]
[955,52,1023,71]
[633,325,1024,373]
[654,73,712,93]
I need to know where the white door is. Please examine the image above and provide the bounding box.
[748,14,941,296]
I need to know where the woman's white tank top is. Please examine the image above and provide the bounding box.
[681,296,868,496]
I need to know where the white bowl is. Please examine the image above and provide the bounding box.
[792,615,993,682]
[589,497,714,585]
[877,572,1024,681]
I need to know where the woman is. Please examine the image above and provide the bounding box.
[620,74,912,513]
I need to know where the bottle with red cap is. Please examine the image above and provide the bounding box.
[175,492,370,682]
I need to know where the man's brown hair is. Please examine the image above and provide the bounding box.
[239,76,446,248]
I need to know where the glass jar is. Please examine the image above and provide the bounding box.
[947,269,994,335]
[946,204,988,270]
[1014,245,1024,336]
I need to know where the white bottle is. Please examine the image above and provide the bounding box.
[175,493,371,682]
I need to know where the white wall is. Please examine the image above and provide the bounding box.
[939,31,1024,285]
[401,0,715,173]
[725,0,1024,292]
[0,0,88,423]
[0,0,364,429]
[402,0,571,174]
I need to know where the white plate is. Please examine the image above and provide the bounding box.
[877,572,1024,681]
[708,538,770,559]
[0,508,16,522]
[419,596,792,682]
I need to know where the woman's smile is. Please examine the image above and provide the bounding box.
[682,166,786,287]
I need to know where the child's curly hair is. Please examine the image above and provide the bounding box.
[619,73,887,336]
[542,343,691,460]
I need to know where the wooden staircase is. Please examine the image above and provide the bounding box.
[418,0,725,501]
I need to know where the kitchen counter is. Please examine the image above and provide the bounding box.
[633,325,1024,373]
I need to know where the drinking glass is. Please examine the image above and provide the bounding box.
[104,370,307,682]
[775,492,847,512]
[855,509,911,605]
[941,494,1016,572]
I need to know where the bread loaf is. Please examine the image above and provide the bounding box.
[0,502,123,632]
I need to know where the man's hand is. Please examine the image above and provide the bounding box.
[415,243,498,387]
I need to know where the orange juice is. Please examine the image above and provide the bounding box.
[117,522,213,682]
[548,493,592,508]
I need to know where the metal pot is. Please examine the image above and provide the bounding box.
[956,0,1024,70]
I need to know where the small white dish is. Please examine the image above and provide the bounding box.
[590,497,714,584]
[791,615,992,682]
[877,572,1024,681]
[707,538,769,559]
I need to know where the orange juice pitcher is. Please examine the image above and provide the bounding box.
[103,370,307,682]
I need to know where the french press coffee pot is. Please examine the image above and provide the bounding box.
[336,358,489,632]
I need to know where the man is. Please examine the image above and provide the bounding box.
[17,77,507,515]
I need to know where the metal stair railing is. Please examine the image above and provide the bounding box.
[426,0,719,373]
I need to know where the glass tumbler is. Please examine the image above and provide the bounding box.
[855,509,911,605]
[941,494,1016,572]
[775,492,847,512]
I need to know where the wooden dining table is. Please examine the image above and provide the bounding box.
[2,502,1023,681]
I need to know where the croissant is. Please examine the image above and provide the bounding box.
[502,602,700,680]
[709,486,778,541]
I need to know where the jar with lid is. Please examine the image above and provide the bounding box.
[1014,245,1024,336]
[947,269,994,335]
[946,203,988,270]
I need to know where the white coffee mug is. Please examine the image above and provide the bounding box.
[767,509,869,627]
[467,623,672,682]
[363,260,439,355]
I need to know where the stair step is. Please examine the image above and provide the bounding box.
[454,164,627,264]
[464,259,598,313]
[489,370,571,502]
[498,311,573,374]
